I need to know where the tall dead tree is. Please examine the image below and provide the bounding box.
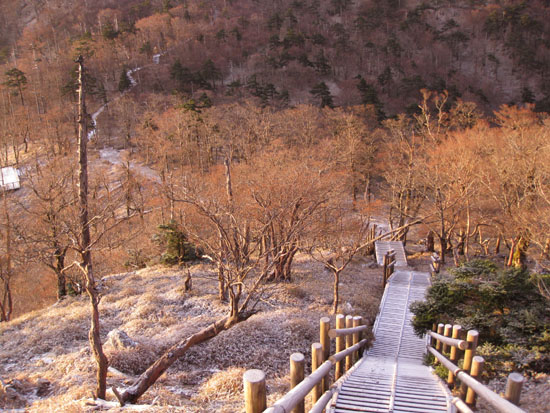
[0,188,13,322]
[76,56,108,400]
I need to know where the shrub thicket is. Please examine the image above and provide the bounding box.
[411,260,550,373]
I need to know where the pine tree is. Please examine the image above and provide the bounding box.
[310,81,334,108]
[118,69,132,92]
[357,76,385,120]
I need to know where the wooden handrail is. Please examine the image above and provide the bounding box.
[452,397,474,413]
[246,314,368,413]
[428,331,468,350]
[428,346,525,413]
[264,340,368,413]
[263,360,333,413]
[310,343,368,413]
[309,388,334,413]
[328,325,368,338]
[329,339,368,363]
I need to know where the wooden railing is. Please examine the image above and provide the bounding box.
[382,249,396,287]
[427,323,526,413]
[243,314,369,413]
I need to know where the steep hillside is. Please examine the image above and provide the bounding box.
[0,255,383,411]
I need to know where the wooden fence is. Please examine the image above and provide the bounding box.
[427,323,526,413]
[382,249,396,287]
[243,314,369,413]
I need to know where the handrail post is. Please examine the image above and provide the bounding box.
[290,353,305,413]
[505,372,524,406]
[382,252,388,287]
[335,314,345,380]
[447,325,462,387]
[244,369,267,413]
[442,324,452,354]
[311,343,323,404]
[429,322,437,347]
[434,323,444,365]
[345,315,353,371]
[460,330,479,400]
[352,316,363,363]
[435,323,445,351]
[320,317,330,392]
[466,356,485,407]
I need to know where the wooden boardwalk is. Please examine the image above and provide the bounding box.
[333,269,453,412]
[375,241,408,267]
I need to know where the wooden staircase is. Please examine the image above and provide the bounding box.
[333,270,453,412]
[375,241,408,267]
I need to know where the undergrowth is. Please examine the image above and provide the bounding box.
[411,259,550,376]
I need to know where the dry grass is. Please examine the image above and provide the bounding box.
[0,254,383,412]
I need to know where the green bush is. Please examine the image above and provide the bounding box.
[154,222,202,265]
[411,259,550,373]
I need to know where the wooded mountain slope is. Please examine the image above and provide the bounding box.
[1,0,550,114]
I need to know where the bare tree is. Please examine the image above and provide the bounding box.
[306,200,372,314]
[115,160,292,405]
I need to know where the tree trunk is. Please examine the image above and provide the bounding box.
[507,238,517,267]
[55,248,67,300]
[494,235,501,255]
[457,229,465,255]
[118,314,249,405]
[512,236,529,269]
[1,186,13,322]
[77,56,108,400]
[332,270,340,315]
[439,235,446,264]
[217,263,227,301]
[426,231,434,252]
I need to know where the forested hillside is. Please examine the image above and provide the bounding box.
[2,0,550,114]
[0,0,549,410]
[0,0,548,330]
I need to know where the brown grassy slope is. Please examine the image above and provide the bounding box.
[0,253,383,412]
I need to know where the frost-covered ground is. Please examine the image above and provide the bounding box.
[0,254,383,412]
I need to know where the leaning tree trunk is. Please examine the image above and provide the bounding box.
[117,314,250,405]
[77,56,108,400]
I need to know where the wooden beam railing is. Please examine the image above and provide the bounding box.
[243,314,369,413]
[382,250,396,287]
[427,323,526,412]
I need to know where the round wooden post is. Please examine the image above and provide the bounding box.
[335,314,345,380]
[435,323,445,351]
[244,369,266,413]
[311,343,323,404]
[505,372,524,406]
[290,353,305,413]
[352,316,363,363]
[320,317,330,392]
[430,322,437,347]
[442,324,452,354]
[447,325,462,387]
[382,253,387,287]
[345,315,353,371]
[466,356,485,407]
[460,330,479,400]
